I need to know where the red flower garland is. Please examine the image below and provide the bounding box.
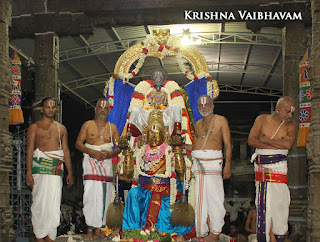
[193,75,198,81]
[132,92,144,100]
[170,91,183,99]
[144,143,168,161]
[145,80,154,87]
[142,48,148,55]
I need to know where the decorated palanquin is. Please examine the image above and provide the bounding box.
[104,29,220,239]
[117,107,196,239]
[104,29,220,140]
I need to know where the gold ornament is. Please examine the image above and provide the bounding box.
[148,108,164,127]
[152,29,171,46]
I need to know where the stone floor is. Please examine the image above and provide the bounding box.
[55,234,230,241]
[56,234,114,241]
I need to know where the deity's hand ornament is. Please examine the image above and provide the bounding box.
[170,134,186,181]
[117,136,134,182]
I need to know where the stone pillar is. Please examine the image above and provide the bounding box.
[0,0,15,241]
[307,1,320,241]
[283,23,308,239]
[34,32,60,121]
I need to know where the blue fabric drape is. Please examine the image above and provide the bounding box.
[185,78,209,123]
[107,79,135,135]
[122,178,193,236]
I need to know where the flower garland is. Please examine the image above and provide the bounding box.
[134,144,173,179]
[188,176,196,210]
[116,153,125,175]
[162,81,191,144]
[132,157,139,188]
[144,143,168,161]
[207,79,215,99]
[182,153,195,209]
[111,182,116,203]
[145,34,181,59]
[141,143,168,170]
[133,143,178,205]
[107,78,115,108]
[128,80,154,113]
[170,176,177,206]
[122,229,171,242]
[176,52,211,82]
[184,154,192,182]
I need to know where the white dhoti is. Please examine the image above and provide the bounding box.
[248,234,258,242]
[82,143,113,229]
[252,149,290,242]
[191,150,225,237]
[31,148,64,240]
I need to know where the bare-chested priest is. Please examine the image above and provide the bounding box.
[75,98,120,240]
[26,97,73,242]
[248,96,296,242]
[185,94,232,241]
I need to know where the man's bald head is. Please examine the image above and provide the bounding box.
[276,96,294,110]
[275,96,295,121]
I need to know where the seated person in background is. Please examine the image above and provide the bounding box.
[229,221,248,242]
[245,208,256,242]
[228,201,239,222]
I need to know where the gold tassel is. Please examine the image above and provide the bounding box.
[106,200,124,230]
[171,173,194,227]
[171,201,195,227]
[106,174,124,229]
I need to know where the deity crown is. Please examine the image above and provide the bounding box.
[148,108,164,129]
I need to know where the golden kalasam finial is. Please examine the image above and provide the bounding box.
[152,29,171,46]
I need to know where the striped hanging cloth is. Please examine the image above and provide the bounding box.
[297,46,311,147]
[9,51,24,125]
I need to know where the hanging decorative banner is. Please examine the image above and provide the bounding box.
[9,51,24,125]
[107,78,135,135]
[297,46,311,147]
[185,77,210,123]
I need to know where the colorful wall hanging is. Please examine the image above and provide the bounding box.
[297,46,311,147]
[9,51,24,125]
